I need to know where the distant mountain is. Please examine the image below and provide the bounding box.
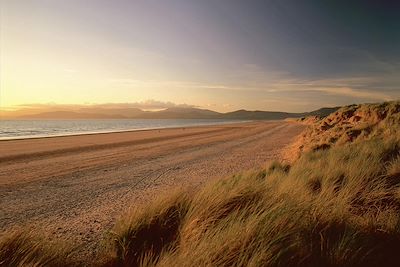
[219,107,340,120]
[9,107,340,120]
[136,107,221,119]
[77,107,146,118]
[16,111,127,119]
[303,107,340,118]
[222,110,296,120]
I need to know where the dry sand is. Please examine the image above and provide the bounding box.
[0,121,304,258]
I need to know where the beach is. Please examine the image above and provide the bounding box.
[0,120,304,257]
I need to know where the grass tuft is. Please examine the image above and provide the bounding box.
[0,230,74,267]
[105,191,191,267]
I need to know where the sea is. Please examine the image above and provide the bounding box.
[0,119,245,140]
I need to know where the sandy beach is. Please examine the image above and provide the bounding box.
[0,121,304,257]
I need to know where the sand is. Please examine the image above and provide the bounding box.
[0,121,304,258]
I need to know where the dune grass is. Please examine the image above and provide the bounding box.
[0,230,74,267]
[1,101,399,266]
[292,101,400,158]
[103,135,400,267]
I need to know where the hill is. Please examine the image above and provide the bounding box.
[222,107,339,120]
[78,107,146,118]
[136,107,222,119]
[5,106,340,120]
[222,109,294,120]
[16,111,127,119]
[302,106,340,117]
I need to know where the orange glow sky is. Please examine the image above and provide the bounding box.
[1,0,399,113]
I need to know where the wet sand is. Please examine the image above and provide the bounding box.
[0,121,304,257]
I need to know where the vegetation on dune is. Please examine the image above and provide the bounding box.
[1,101,399,267]
[290,101,400,159]
[105,136,400,267]
[0,230,73,267]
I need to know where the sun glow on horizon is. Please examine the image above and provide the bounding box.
[1,0,398,113]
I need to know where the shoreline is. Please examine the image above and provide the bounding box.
[0,120,305,259]
[0,121,257,165]
[0,119,252,141]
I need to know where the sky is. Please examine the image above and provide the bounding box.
[1,0,399,112]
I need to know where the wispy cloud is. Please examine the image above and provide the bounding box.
[266,77,396,101]
[307,87,392,101]
[107,78,238,91]
[107,75,397,103]
[92,100,196,110]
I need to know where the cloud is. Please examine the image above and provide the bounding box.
[107,78,240,91]
[307,87,393,101]
[92,100,196,110]
[266,77,396,101]
[107,71,396,103]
